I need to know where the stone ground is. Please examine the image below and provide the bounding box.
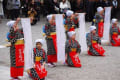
[0,18,120,80]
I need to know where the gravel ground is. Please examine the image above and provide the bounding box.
[0,18,120,80]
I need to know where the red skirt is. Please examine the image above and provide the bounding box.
[11,44,24,78]
[10,67,24,77]
[15,44,24,67]
[68,51,81,67]
[35,62,47,79]
[98,22,104,38]
[47,34,57,63]
[88,43,105,56]
[111,34,120,46]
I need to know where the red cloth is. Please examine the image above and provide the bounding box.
[69,27,75,31]
[35,62,47,79]
[15,44,24,67]
[111,34,120,46]
[47,34,57,63]
[88,43,105,56]
[68,51,81,67]
[98,22,104,38]
[10,67,24,77]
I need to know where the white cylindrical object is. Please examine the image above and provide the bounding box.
[21,18,33,70]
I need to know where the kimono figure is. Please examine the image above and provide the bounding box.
[28,39,47,80]
[64,10,76,32]
[6,19,24,80]
[65,31,81,67]
[64,10,77,39]
[110,18,120,46]
[87,26,105,56]
[71,14,79,28]
[93,7,104,38]
[43,15,57,67]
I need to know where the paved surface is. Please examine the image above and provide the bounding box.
[0,18,120,80]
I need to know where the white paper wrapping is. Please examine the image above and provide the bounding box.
[77,13,87,52]
[103,7,112,40]
[21,18,33,70]
[55,14,66,62]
